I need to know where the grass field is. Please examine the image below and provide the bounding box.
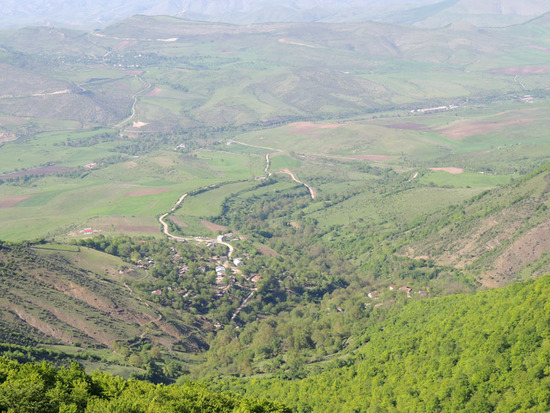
[180,181,257,217]
[0,140,269,240]
[310,186,486,228]
[1,17,549,243]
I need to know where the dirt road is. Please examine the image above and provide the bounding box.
[278,168,316,199]
[158,192,234,257]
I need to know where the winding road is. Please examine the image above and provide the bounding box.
[115,75,153,129]
[233,141,316,199]
[156,149,315,322]
[158,192,234,258]
[277,168,317,199]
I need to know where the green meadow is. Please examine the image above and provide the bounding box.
[1,15,549,245]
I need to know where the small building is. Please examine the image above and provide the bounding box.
[215,266,226,276]
[389,285,398,291]
[399,286,412,297]
[233,258,244,267]
[151,289,162,296]
[251,275,262,283]
[217,235,227,242]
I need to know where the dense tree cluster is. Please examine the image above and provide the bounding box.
[0,357,290,412]
[217,274,550,412]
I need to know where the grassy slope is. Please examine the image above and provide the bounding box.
[401,162,550,286]
[0,243,206,352]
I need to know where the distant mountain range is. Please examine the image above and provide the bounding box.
[2,0,550,29]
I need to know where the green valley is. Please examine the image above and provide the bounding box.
[0,5,549,411]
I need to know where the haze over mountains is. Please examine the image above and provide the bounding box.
[2,0,550,29]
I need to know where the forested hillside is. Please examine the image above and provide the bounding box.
[218,273,550,411]
[0,357,289,412]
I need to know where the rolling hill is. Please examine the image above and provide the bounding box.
[1,14,549,137]
[401,162,550,287]
[0,242,208,353]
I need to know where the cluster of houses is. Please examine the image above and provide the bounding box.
[410,104,458,114]
[216,233,240,243]
[137,257,155,270]
[148,243,256,297]
[360,284,429,309]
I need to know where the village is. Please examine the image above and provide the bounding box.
[130,231,431,323]
[112,232,265,324]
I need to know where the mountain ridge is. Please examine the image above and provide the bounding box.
[2,0,550,29]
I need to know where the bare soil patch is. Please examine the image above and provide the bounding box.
[279,38,317,48]
[125,188,170,197]
[170,216,187,227]
[201,220,228,232]
[257,245,279,257]
[489,66,549,75]
[288,121,343,136]
[3,303,74,344]
[491,222,550,278]
[430,167,464,174]
[114,40,137,50]
[1,166,71,179]
[439,119,532,140]
[0,194,33,208]
[132,121,149,128]
[386,122,429,131]
[124,161,138,169]
[0,132,17,144]
[146,87,163,97]
[10,289,117,347]
[528,45,550,52]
